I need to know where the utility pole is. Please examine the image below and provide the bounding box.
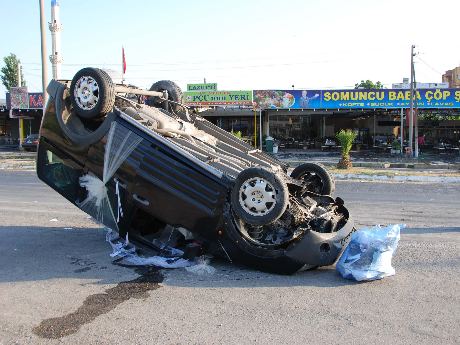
[400,108,404,154]
[408,45,416,157]
[39,0,48,108]
[18,63,24,149]
[413,59,419,158]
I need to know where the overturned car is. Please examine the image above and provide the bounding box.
[37,67,354,274]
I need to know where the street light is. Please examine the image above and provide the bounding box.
[39,0,48,107]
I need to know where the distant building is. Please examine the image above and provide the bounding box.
[442,66,460,88]
[392,78,448,89]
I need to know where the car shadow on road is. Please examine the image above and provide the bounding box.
[162,260,364,289]
[0,225,138,285]
[0,225,360,288]
[2,225,456,288]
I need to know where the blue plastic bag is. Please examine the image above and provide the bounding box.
[336,224,403,281]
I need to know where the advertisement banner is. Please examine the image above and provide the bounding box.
[6,92,44,109]
[183,91,253,106]
[187,83,217,92]
[9,87,29,109]
[253,89,460,110]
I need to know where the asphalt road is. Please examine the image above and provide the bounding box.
[0,171,459,345]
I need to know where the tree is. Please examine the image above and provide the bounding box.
[1,53,26,91]
[336,129,358,169]
[354,80,383,89]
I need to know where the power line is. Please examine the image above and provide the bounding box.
[416,56,443,75]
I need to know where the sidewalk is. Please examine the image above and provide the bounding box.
[276,149,460,170]
[0,150,36,170]
[1,149,459,182]
[275,150,460,183]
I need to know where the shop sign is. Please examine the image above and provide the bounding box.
[10,87,29,109]
[183,91,253,106]
[187,83,217,91]
[253,89,460,110]
[6,92,44,109]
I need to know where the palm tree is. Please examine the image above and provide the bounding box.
[336,129,357,169]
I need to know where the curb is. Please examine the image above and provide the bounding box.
[333,173,460,183]
[281,159,460,171]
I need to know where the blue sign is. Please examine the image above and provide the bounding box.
[253,89,460,109]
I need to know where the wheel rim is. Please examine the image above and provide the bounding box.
[300,172,323,193]
[74,76,99,110]
[239,177,277,216]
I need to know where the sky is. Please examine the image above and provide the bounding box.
[1,0,459,97]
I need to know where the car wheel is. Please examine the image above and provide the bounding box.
[70,67,115,119]
[148,80,183,114]
[53,81,118,147]
[231,167,288,226]
[290,162,335,195]
[220,207,305,274]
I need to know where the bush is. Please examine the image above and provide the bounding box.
[231,130,242,139]
[336,129,357,169]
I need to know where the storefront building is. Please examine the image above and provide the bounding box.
[188,88,460,151]
[1,92,44,146]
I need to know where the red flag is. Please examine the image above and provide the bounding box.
[122,47,126,74]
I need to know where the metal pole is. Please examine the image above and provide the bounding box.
[113,85,164,97]
[322,116,326,138]
[413,61,419,158]
[254,109,257,148]
[18,63,24,149]
[266,111,270,136]
[373,113,376,147]
[400,108,404,154]
[409,44,415,156]
[39,0,48,108]
[259,110,262,150]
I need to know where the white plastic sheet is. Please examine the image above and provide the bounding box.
[105,229,216,273]
[78,121,142,230]
[106,229,192,269]
[336,224,403,281]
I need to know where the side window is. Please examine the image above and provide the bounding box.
[39,148,83,202]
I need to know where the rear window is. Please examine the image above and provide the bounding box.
[38,146,84,202]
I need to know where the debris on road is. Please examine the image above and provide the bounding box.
[185,256,216,275]
[106,229,192,269]
[336,224,403,281]
[106,228,216,274]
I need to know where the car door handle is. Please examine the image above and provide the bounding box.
[114,178,127,189]
[133,194,150,206]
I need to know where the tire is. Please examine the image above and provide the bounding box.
[148,80,183,114]
[231,167,289,226]
[70,67,115,119]
[290,162,335,195]
[220,208,304,275]
[54,81,117,147]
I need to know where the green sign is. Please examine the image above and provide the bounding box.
[183,91,253,106]
[187,83,218,92]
